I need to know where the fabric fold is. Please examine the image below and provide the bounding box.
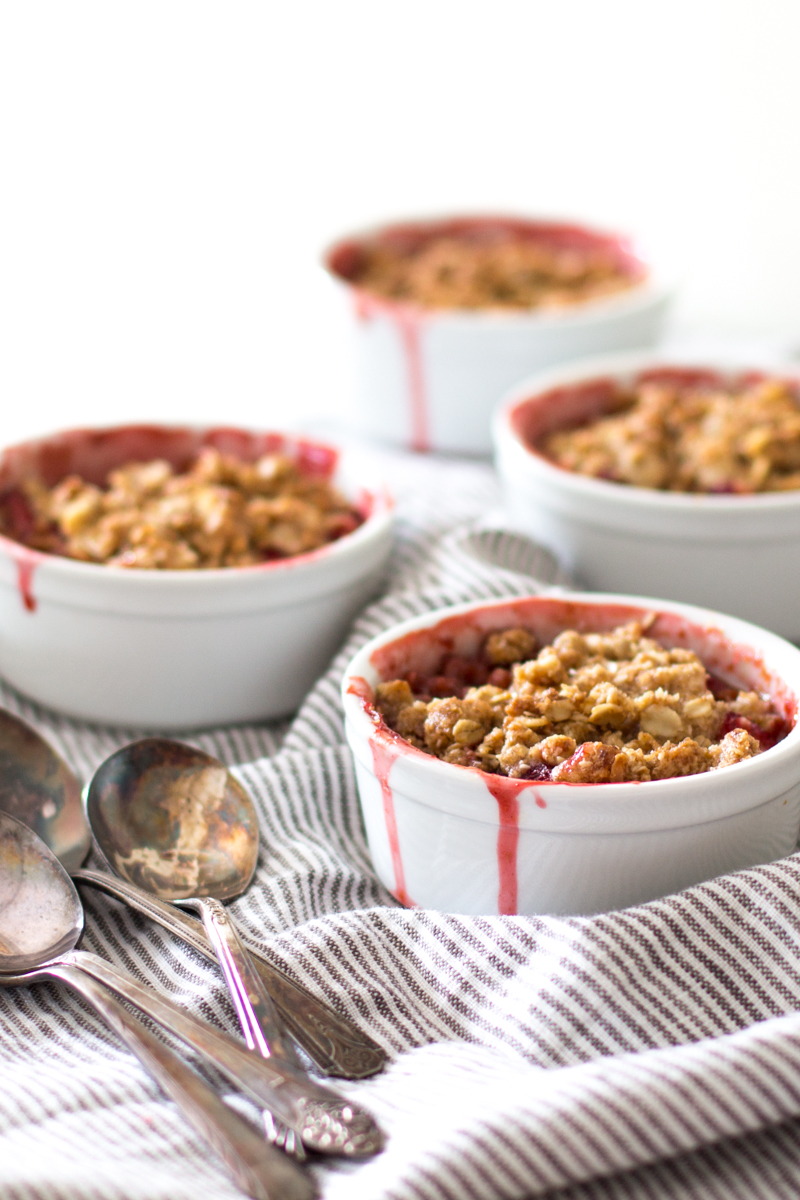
[2,450,800,1200]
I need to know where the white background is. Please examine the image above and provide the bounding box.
[1,0,799,445]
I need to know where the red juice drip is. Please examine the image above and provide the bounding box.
[7,547,39,612]
[368,739,412,907]
[353,293,372,322]
[482,774,521,915]
[352,292,430,453]
[17,561,36,611]
[394,310,429,453]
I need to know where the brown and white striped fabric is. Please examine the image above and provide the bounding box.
[3,448,800,1200]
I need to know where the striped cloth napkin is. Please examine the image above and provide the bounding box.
[2,448,800,1200]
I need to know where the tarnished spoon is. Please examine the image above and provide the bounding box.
[83,739,383,1158]
[0,804,374,1158]
[0,717,382,1157]
[0,715,383,1156]
[0,708,91,871]
[0,709,385,1080]
[0,811,315,1200]
[85,738,302,1072]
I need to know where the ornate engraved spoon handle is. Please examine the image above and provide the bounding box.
[180,895,305,1070]
[73,867,387,1079]
[62,948,384,1159]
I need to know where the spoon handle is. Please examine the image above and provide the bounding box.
[73,868,386,1079]
[176,899,384,1158]
[33,961,316,1200]
[62,950,309,1122]
[59,950,384,1159]
[180,896,304,1071]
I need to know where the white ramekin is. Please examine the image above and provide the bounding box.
[0,425,393,728]
[494,352,800,641]
[342,593,800,916]
[325,215,673,456]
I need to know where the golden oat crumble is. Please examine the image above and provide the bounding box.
[375,622,789,783]
[544,376,800,493]
[1,449,363,569]
[351,233,639,312]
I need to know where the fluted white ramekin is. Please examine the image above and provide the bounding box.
[326,215,673,455]
[343,593,800,916]
[0,424,393,728]
[494,352,800,640]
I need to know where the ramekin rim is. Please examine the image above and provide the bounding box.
[0,423,394,583]
[323,212,674,325]
[341,591,800,796]
[493,351,800,511]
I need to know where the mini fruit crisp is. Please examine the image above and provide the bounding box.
[347,225,642,312]
[0,448,363,569]
[543,375,800,493]
[375,621,789,783]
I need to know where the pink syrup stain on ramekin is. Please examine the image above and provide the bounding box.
[6,542,41,612]
[481,774,520,915]
[353,290,430,454]
[480,773,549,915]
[347,677,413,907]
[15,556,37,611]
[367,738,412,908]
[348,675,552,914]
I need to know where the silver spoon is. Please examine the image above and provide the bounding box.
[0,714,384,1157]
[0,707,91,871]
[84,738,301,1069]
[0,719,379,1157]
[83,738,383,1158]
[0,810,316,1200]
[0,708,385,1080]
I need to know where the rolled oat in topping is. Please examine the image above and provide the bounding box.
[543,375,800,493]
[0,449,363,569]
[375,622,789,783]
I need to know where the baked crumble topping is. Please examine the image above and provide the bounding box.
[349,230,641,312]
[0,449,363,569]
[543,376,800,493]
[375,622,789,783]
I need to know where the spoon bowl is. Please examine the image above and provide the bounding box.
[86,738,258,901]
[85,737,385,1156]
[0,810,83,969]
[0,811,317,1199]
[0,709,90,873]
[0,708,387,1080]
[86,738,299,1074]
